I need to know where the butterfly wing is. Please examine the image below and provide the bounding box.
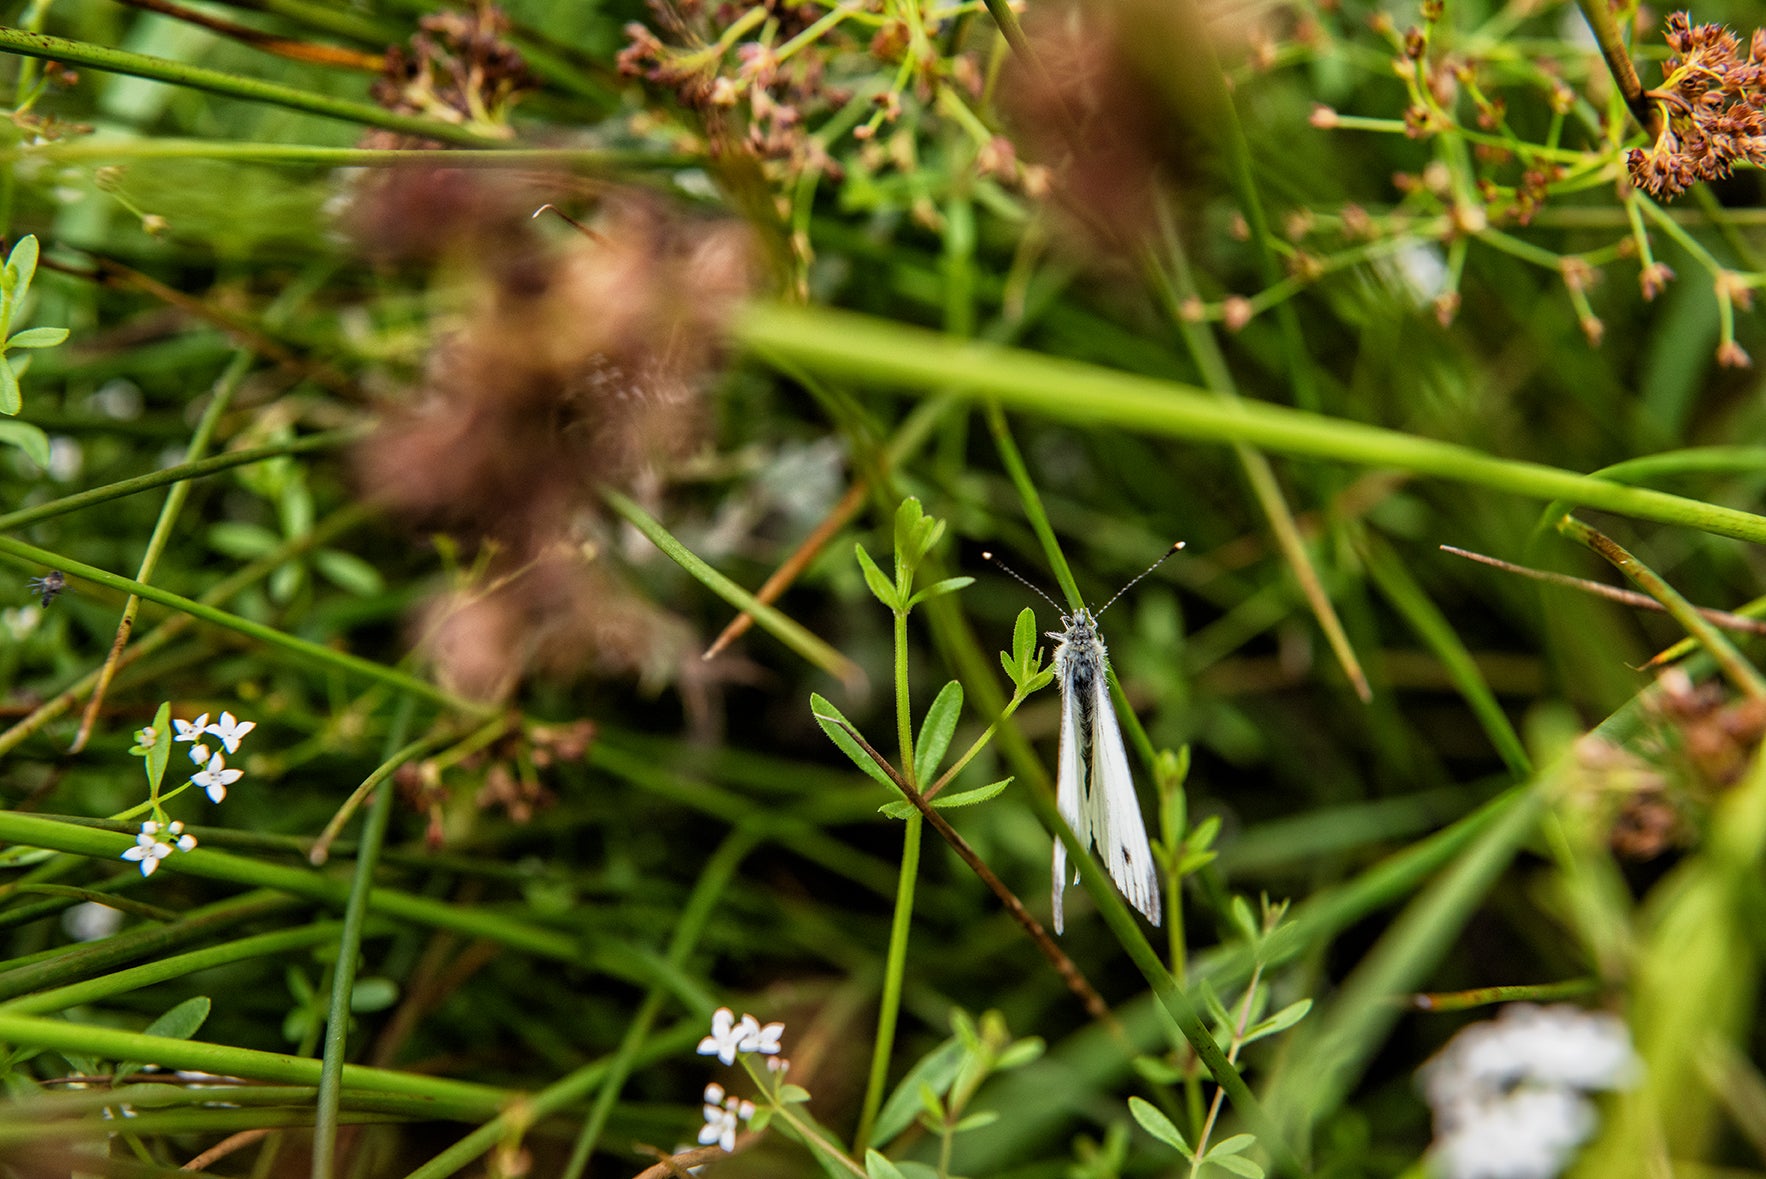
[1089,672,1161,926]
[1051,664,1092,935]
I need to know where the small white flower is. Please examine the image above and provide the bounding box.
[698,1007,747,1066]
[189,743,210,765]
[1419,1005,1637,1179]
[191,754,243,803]
[62,901,122,942]
[203,711,256,754]
[739,1018,785,1056]
[172,714,210,743]
[119,820,195,876]
[698,1082,753,1153]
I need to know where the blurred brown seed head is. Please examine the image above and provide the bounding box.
[368,2,535,141]
[353,183,756,701]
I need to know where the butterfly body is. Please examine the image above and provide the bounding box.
[1049,606,1162,933]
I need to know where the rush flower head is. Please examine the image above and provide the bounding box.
[1627,12,1766,200]
[191,754,243,804]
[120,820,197,877]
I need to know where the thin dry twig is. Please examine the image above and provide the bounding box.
[828,716,1123,1035]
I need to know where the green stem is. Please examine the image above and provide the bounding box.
[21,141,689,169]
[734,303,1766,545]
[854,811,922,1155]
[0,533,484,716]
[312,703,410,1179]
[1556,514,1766,699]
[0,27,501,146]
[0,428,359,533]
[0,1010,509,1113]
[0,923,375,1015]
[601,488,862,687]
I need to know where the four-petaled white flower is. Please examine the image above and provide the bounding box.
[698,1083,754,1153]
[698,1007,750,1066]
[191,754,243,803]
[172,714,210,744]
[120,820,197,877]
[739,1018,785,1057]
[204,712,256,754]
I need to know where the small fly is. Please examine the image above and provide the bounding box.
[27,570,65,608]
[987,544,1182,933]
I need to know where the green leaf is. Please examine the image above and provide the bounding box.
[1229,894,1258,942]
[893,497,926,567]
[855,542,901,611]
[871,1034,965,1148]
[1244,998,1313,1044]
[1132,1054,1183,1085]
[951,1110,999,1133]
[208,521,281,560]
[0,418,48,467]
[918,1081,946,1120]
[4,326,66,350]
[314,549,387,597]
[1012,607,1038,668]
[350,978,399,1013]
[913,680,964,786]
[1207,1134,1258,1157]
[879,778,1011,819]
[7,235,38,306]
[866,1150,908,1179]
[144,701,172,792]
[116,995,210,1082]
[748,1105,774,1133]
[811,694,898,793]
[993,1036,1044,1070]
[1128,1096,1193,1159]
[906,575,974,610]
[1206,1152,1265,1178]
[778,1083,812,1104]
[0,359,19,416]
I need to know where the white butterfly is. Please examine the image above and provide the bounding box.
[1049,606,1161,934]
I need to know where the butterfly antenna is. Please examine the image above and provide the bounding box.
[1097,542,1185,616]
[982,551,1064,613]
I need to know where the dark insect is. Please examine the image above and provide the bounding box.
[27,570,65,607]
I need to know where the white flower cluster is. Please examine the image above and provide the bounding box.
[119,709,257,877]
[699,1083,755,1153]
[692,1006,787,1154]
[120,820,196,877]
[1419,1004,1638,1179]
[175,711,255,803]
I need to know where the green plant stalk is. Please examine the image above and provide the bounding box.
[1361,537,1532,777]
[555,831,759,1179]
[313,702,408,1179]
[985,402,1082,608]
[0,503,370,758]
[0,1011,509,1113]
[0,428,359,533]
[1152,225,1369,702]
[72,352,251,753]
[0,27,500,146]
[0,813,703,1003]
[1557,514,1766,699]
[310,726,469,865]
[403,839,754,1179]
[0,533,484,716]
[734,304,1766,544]
[0,922,375,1015]
[601,488,862,687]
[1266,770,1553,1141]
[22,140,689,169]
[854,811,922,1155]
[0,890,299,999]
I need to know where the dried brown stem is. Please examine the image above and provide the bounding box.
[829,717,1123,1034]
[114,0,385,70]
